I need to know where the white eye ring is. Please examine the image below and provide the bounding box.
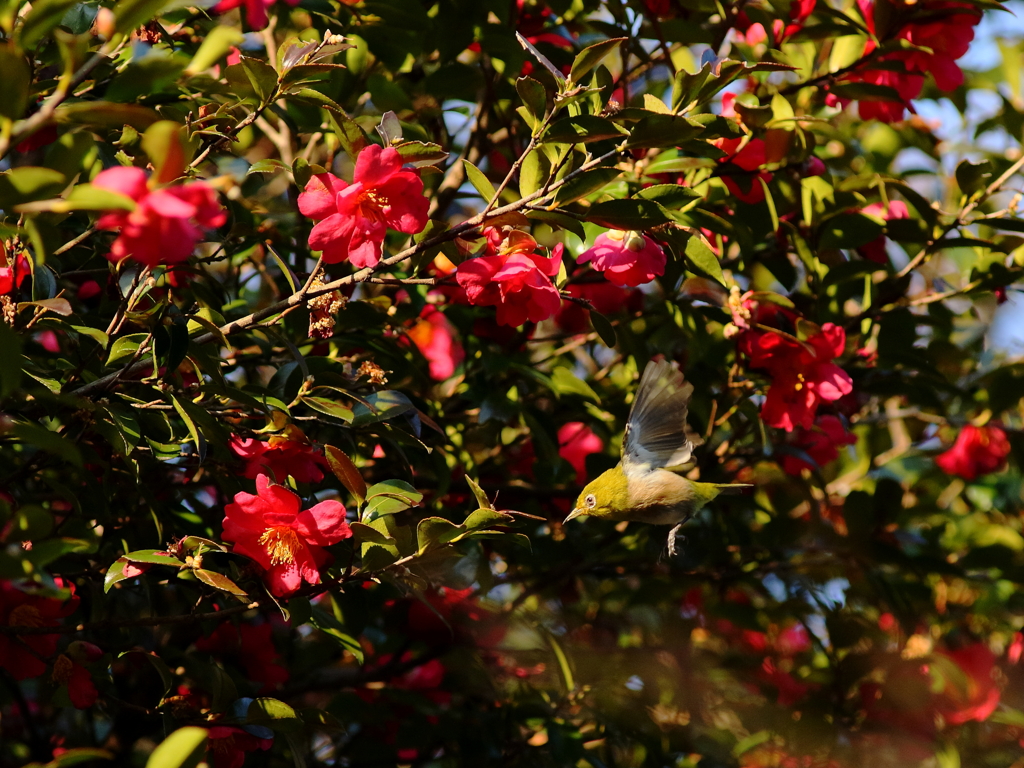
[585,494,597,508]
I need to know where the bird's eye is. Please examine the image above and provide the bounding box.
[585,494,597,508]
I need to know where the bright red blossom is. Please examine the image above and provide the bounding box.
[859,200,909,263]
[557,422,604,483]
[935,424,1011,481]
[229,428,328,483]
[555,281,640,334]
[222,474,351,596]
[93,167,225,268]
[211,0,297,30]
[713,138,773,204]
[407,305,464,381]
[455,229,562,327]
[741,322,853,432]
[577,231,666,287]
[298,145,429,269]
[0,255,30,295]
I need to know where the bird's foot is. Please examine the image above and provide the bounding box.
[666,524,684,557]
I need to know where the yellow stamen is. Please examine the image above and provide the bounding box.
[52,654,74,684]
[259,527,301,565]
[793,373,806,391]
[8,604,43,628]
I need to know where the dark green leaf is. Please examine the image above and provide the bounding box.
[542,115,627,144]
[569,37,626,83]
[586,198,669,229]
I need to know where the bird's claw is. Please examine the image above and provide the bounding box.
[667,523,684,557]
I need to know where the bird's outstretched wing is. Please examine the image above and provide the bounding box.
[621,360,704,478]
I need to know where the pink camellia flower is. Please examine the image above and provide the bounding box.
[577,231,666,287]
[297,145,429,269]
[222,474,351,596]
[455,228,562,327]
[407,305,464,381]
[211,0,298,31]
[859,200,910,263]
[557,422,604,483]
[935,424,1011,481]
[782,414,857,475]
[93,167,225,268]
[229,427,328,483]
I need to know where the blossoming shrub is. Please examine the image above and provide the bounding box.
[1,0,1024,766]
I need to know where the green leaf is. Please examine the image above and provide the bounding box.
[464,475,492,510]
[16,184,137,214]
[550,367,600,402]
[247,698,303,733]
[104,557,131,592]
[169,394,206,463]
[684,235,725,284]
[145,727,207,768]
[542,115,627,144]
[590,310,617,347]
[325,445,367,503]
[194,569,248,596]
[586,198,669,229]
[309,606,364,662]
[113,0,171,33]
[185,25,244,74]
[241,56,278,102]
[0,322,22,400]
[123,549,182,566]
[552,167,621,206]
[106,333,149,366]
[956,159,994,197]
[624,113,705,149]
[350,390,414,426]
[0,43,30,121]
[349,521,395,545]
[247,159,289,176]
[417,516,463,553]
[569,37,626,84]
[393,141,448,167]
[635,184,701,210]
[463,159,497,201]
[364,479,423,518]
[17,0,79,49]
[525,209,586,242]
[516,76,548,122]
[301,395,355,423]
[818,212,884,249]
[516,30,565,84]
[0,167,66,208]
[519,147,550,197]
[56,101,161,130]
[464,508,515,529]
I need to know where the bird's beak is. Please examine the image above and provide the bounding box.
[563,508,585,524]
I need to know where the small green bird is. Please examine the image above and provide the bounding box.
[564,360,751,556]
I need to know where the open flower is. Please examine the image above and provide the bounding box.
[577,231,666,287]
[741,322,853,432]
[229,427,328,483]
[207,725,273,768]
[222,474,351,596]
[455,229,562,327]
[935,424,1010,481]
[298,145,429,269]
[93,167,225,268]
[211,0,298,30]
[406,305,464,381]
[859,200,910,263]
[713,137,773,204]
[557,422,604,483]
[51,642,103,709]
[0,254,30,295]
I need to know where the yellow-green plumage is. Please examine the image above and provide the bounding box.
[563,360,750,555]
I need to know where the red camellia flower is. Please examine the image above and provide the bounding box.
[555,281,641,334]
[935,643,1001,725]
[206,725,273,768]
[211,0,298,30]
[557,422,604,483]
[406,305,464,381]
[196,621,289,691]
[229,427,328,483]
[222,474,351,596]
[297,145,429,269]
[51,641,103,709]
[577,231,666,287]
[0,254,30,295]
[935,424,1011,481]
[782,414,857,475]
[455,228,562,327]
[0,580,79,681]
[712,136,773,204]
[93,167,225,268]
[741,322,853,432]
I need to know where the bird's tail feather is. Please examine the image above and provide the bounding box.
[716,483,753,495]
